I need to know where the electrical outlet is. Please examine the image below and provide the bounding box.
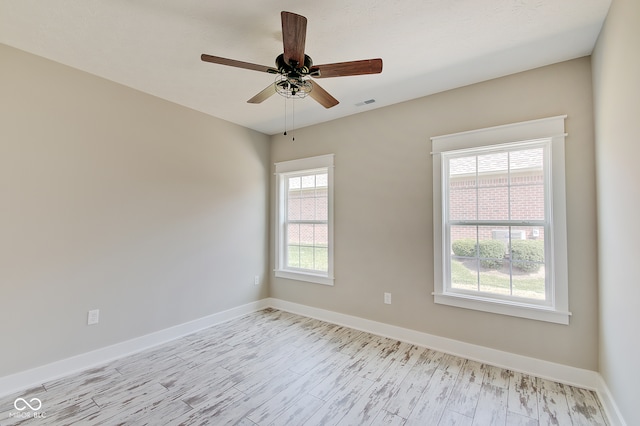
[254,275,260,286]
[88,309,100,325]
[384,293,392,304]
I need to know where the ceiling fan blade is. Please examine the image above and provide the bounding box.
[310,59,383,78]
[201,54,278,74]
[309,81,339,108]
[247,84,277,104]
[281,11,307,67]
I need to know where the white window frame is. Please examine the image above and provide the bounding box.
[431,116,570,324]
[274,154,334,285]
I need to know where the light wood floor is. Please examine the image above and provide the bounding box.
[1,308,608,425]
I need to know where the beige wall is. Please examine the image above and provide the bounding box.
[271,57,599,370]
[0,44,270,376]
[592,0,640,424]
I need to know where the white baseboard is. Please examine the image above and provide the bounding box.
[595,374,627,426]
[0,299,270,399]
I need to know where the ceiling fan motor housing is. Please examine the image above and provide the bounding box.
[276,53,313,76]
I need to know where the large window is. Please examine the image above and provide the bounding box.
[432,116,570,324]
[275,154,334,285]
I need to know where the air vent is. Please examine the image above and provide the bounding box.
[355,99,376,107]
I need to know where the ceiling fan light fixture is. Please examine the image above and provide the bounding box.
[274,74,313,99]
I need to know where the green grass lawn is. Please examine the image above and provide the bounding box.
[451,259,545,299]
[288,245,328,272]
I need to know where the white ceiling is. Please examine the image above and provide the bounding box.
[0,0,611,135]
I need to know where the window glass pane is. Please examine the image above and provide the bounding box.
[509,148,543,172]
[287,197,301,221]
[477,226,507,269]
[489,226,513,253]
[450,226,478,291]
[315,196,328,221]
[451,258,479,292]
[449,225,546,299]
[300,196,316,220]
[449,157,477,221]
[511,267,545,300]
[479,269,511,296]
[449,156,477,177]
[314,247,328,272]
[510,148,545,221]
[287,245,300,269]
[314,223,328,247]
[453,225,513,296]
[449,187,477,221]
[315,175,328,222]
[508,226,545,262]
[288,177,302,223]
[285,223,329,272]
[315,173,328,187]
[477,152,509,221]
[301,175,316,189]
[477,186,509,220]
[510,182,544,220]
[478,152,508,175]
[509,225,545,299]
[288,176,301,190]
[286,223,300,269]
[478,227,510,296]
[287,223,300,245]
[451,225,477,259]
[478,226,511,295]
[287,172,328,222]
[297,246,315,270]
[299,224,314,246]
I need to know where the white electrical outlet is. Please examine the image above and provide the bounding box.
[384,293,392,304]
[254,275,260,286]
[88,309,100,325]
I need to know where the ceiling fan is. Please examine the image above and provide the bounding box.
[201,11,383,109]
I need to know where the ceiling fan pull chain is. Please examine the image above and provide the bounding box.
[292,99,295,142]
[283,95,288,136]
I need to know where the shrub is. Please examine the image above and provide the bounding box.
[478,240,505,269]
[511,240,544,272]
[452,238,505,269]
[452,238,476,258]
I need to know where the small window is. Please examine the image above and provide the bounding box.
[432,117,570,324]
[275,154,334,285]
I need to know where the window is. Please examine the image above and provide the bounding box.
[275,154,334,285]
[432,116,570,324]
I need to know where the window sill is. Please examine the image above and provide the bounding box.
[433,292,571,325]
[275,270,334,286]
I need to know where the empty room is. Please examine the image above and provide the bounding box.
[1,0,638,425]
